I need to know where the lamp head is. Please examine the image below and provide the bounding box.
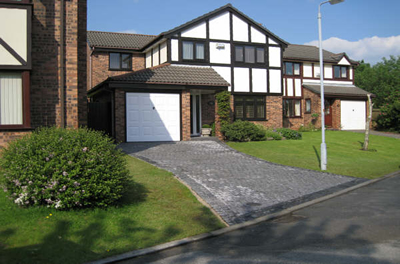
[329,0,344,5]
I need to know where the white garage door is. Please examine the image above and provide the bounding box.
[126,93,180,142]
[341,100,366,130]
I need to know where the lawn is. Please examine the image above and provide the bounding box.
[0,155,225,264]
[227,131,400,179]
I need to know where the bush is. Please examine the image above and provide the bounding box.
[376,100,400,132]
[211,122,216,136]
[265,130,282,140]
[202,124,211,128]
[0,127,129,209]
[276,128,302,140]
[221,120,266,142]
[298,123,319,132]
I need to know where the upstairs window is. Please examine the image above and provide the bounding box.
[235,45,265,64]
[182,41,205,61]
[334,66,348,79]
[284,62,300,76]
[109,53,131,70]
[234,96,265,120]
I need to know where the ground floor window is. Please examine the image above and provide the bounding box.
[0,72,29,129]
[284,99,301,117]
[305,99,311,113]
[234,96,265,120]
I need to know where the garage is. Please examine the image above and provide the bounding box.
[340,100,366,130]
[126,93,180,142]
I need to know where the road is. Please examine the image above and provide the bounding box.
[118,173,400,264]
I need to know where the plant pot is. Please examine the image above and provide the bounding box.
[201,128,212,137]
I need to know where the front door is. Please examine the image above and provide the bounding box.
[190,94,201,136]
[324,99,333,127]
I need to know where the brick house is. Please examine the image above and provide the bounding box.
[87,4,370,142]
[0,0,87,147]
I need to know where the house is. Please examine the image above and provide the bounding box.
[0,0,87,147]
[282,44,371,130]
[87,4,370,143]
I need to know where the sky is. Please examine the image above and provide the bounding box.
[88,0,400,65]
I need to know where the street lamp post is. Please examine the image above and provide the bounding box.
[318,0,344,170]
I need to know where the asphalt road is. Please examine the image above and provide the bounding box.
[118,173,400,264]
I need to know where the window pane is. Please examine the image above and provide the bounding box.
[334,66,340,78]
[284,100,289,117]
[306,99,311,113]
[121,54,130,69]
[235,105,244,119]
[341,67,347,78]
[245,46,255,63]
[256,48,264,63]
[294,63,300,75]
[182,41,193,60]
[235,46,243,62]
[0,73,23,125]
[257,105,265,119]
[196,43,204,59]
[285,62,293,75]
[294,100,301,116]
[246,105,254,119]
[235,96,243,102]
[109,53,120,69]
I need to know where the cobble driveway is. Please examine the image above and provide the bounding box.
[121,140,365,225]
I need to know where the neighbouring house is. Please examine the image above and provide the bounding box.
[0,0,87,147]
[282,44,372,130]
[87,4,371,143]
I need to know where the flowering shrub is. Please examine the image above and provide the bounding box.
[0,127,129,209]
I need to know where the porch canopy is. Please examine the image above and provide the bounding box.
[302,82,374,99]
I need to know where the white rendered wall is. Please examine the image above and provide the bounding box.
[252,68,267,93]
[303,79,354,85]
[314,64,320,78]
[209,42,230,64]
[0,8,27,63]
[152,46,159,67]
[349,67,353,80]
[269,47,281,67]
[145,51,152,68]
[338,57,351,65]
[269,38,278,45]
[303,63,313,78]
[209,12,230,40]
[171,39,179,61]
[234,67,250,92]
[295,79,302,96]
[324,64,332,79]
[269,69,282,93]
[287,78,294,96]
[212,66,231,91]
[0,45,20,65]
[283,79,286,96]
[181,22,206,39]
[232,15,248,42]
[160,42,167,64]
[251,26,266,43]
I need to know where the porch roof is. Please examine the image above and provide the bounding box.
[302,83,374,98]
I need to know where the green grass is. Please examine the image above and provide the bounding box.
[0,155,225,264]
[227,131,400,179]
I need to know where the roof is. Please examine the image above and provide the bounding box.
[87,31,157,50]
[160,4,288,46]
[284,44,358,65]
[302,82,373,98]
[102,64,230,87]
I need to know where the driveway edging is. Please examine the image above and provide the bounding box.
[85,170,400,264]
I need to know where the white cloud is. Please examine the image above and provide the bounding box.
[118,29,138,34]
[304,35,400,65]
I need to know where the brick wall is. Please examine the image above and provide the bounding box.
[89,51,145,89]
[251,96,283,129]
[181,90,191,141]
[114,89,126,143]
[1,0,87,147]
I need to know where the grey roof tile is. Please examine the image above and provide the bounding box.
[87,31,157,50]
[109,64,230,87]
[302,82,372,97]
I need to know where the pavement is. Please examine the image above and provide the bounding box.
[121,140,365,225]
[347,130,400,139]
[117,173,400,264]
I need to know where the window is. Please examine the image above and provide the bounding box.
[235,45,265,64]
[234,96,265,120]
[284,99,301,117]
[182,41,205,61]
[305,99,311,113]
[284,62,301,76]
[109,53,131,70]
[0,72,30,129]
[334,66,347,79]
